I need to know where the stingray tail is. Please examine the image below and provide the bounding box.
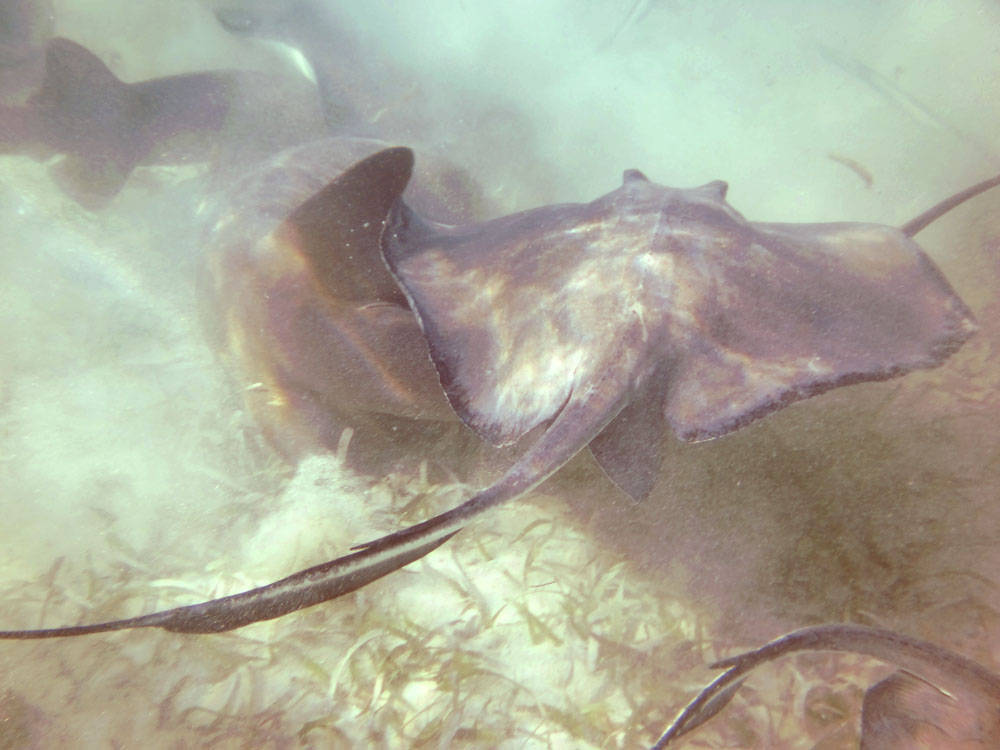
[652,624,1000,748]
[0,530,459,639]
[901,173,1000,237]
[0,381,619,638]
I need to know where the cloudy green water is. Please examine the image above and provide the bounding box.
[1,1,998,747]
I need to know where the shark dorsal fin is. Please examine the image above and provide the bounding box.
[279,146,414,304]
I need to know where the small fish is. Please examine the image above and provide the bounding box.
[0,37,325,209]
[828,151,874,188]
[0,149,994,639]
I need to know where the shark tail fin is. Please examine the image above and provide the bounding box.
[48,153,135,210]
[34,38,142,208]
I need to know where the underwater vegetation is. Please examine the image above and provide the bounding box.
[0,147,990,641]
[0,459,721,747]
[0,0,999,747]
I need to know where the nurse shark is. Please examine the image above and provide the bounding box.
[0,144,994,639]
[0,36,325,209]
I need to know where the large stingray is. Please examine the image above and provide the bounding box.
[0,148,995,640]
[656,623,1000,749]
[0,36,325,209]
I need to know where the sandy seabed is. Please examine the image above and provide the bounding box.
[2,1,1000,748]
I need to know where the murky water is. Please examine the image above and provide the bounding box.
[1,1,998,747]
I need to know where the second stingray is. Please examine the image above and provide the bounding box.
[0,144,994,638]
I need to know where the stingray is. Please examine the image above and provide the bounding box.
[0,148,996,640]
[655,623,1000,749]
[0,36,325,209]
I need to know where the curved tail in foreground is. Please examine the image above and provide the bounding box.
[653,623,1000,749]
[1,172,998,641]
[0,532,457,638]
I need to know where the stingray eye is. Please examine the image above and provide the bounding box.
[622,168,649,184]
[698,180,728,200]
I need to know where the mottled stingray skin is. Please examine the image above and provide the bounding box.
[0,149,991,643]
[655,624,1000,749]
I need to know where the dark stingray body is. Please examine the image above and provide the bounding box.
[200,137,503,476]
[0,149,994,648]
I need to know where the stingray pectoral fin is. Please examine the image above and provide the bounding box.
[588,373,669,502]
[0,530,457,639]
[666,222,976,442]
[382,199,615,447]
